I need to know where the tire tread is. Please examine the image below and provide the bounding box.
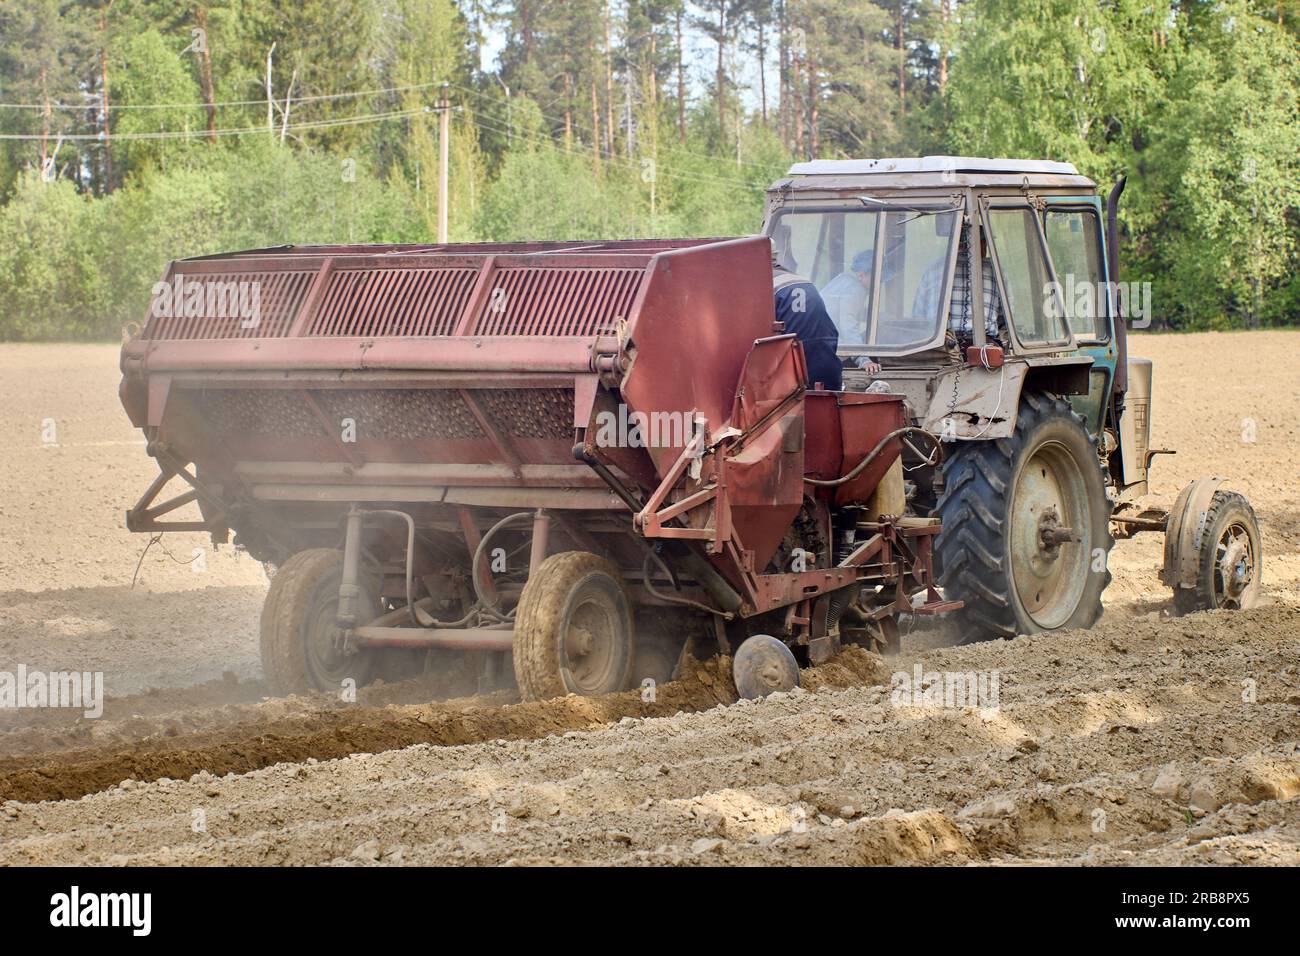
[513,551,632,701]
[935,392,1113,641]
[1172,490,1261,615]
[259,548,344,694]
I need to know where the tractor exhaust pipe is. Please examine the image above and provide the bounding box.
[1106,175,1128,396]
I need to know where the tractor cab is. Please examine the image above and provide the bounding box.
[762,157,1143,491]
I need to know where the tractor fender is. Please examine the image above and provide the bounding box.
[1160,475,1225,590]
[921,356,1093,441]
[921,361,1027,440]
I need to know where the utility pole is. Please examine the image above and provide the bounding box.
[438,84,450,244]
[280,69,297,145]
[99,0,116,192]
[265,43,276,139]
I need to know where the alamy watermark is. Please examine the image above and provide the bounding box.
[49,886,150,936]
[593,404,705,454]
[150,276,263,329]
[0,665,104,718]
[890,664,1000,712]
[1044,275,1152,329]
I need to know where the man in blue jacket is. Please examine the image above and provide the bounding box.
[771,260,843,391]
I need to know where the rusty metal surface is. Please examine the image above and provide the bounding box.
[620,237,778,471]
[804,391,908,505]
[713,336,809,568]
[137,241,693,346]
[469,266,644,337]
[124,237,780,487]
[308,266,479,337]
[145,268,317,340]
[351,625,514,651]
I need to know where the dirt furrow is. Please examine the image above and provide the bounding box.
[4,604,1297,865]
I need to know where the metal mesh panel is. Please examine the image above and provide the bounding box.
[197,387,580,444]
[198,389,325,438]
[474,388,575,439]
[143,262,648,341]
[307,267,479,337]
[145,270,315,340]
[313,390,484,440]
[469,267,644,336]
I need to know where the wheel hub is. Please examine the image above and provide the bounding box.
[1010,442,1091,629]
[1036,506,1080,557]
[561,596,619,694]
[1216,525,1254,606]
[307,602,359,675]
[304,577,377,687]
[514,555,634,701]
[565,625,596,658]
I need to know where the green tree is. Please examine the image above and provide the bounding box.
[1140,1,1300,327]
[0,0,94,195]
[0,173,102,338]
[109,28,205,176]
[946,0,1171,177]
[373,0,480,238]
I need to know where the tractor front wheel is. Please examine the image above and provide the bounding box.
[513,551,635,701]
[936,392,1113,642]
[1171,491,1262,615]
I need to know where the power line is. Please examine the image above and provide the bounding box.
[0,81,444,112]
[0,84,775,190]
[0,75,782,179]
[443,89,777,188]
[466,111,771,190]
[0,107,428,142]
[474,116,770,190]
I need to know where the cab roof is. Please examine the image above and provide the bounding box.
[786,156,1080,177]
[774,156,1097,193]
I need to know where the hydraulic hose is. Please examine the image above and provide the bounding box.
[641,550,735,620]
[363,508,478,629]
[803,426,943,488]
[471,511,534,622]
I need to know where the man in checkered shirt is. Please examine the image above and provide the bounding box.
[913,228,1003,341]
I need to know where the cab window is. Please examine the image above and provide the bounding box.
[769,206,956,356]
[1043,208,1108,341]
[985,207,1070,347]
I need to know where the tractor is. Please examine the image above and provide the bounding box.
[763,156,1261,640]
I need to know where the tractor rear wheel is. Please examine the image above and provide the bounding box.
[513,551,635,701]
[936,392,1112,642]
[259,548,378,694]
